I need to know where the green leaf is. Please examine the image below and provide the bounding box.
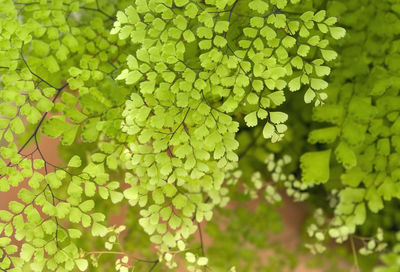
[18,189,35,203]
[213,21,229,35]
[42,220,57,235]
[341,167,365,187]
[244,112,258,127]
[304,88,316,103]
[213,35,227,48]
[169,215,182,230]
[367,188,384,213]
[126,70,142,85]
[69,208,82,223]
[8,201,24,214]
[263,123,275,139]
[92,222,108,237]
[75,259,88,271]
[340,188,365,203]
[173,15,187,31]
[91,153,106,163]
[0,210,13,222]
[185,252,196,263]
[321,49,338,61]
[315,65,331,77]
[69,67,82,77]
[28,173,44,190]
[313,10,326,22]
[301,150,331,184]
[260,25,276,40]
[249,0,269,13]
[32,40,50,57]
[68,182,83,197]
[0,237,10,247]
[20,243,35,262]
[300,11,314,21]
[110,191,124,204]
[0,104,17,118]
[268,91,286,105]
[282,36,296,48]
[68,155,82,168]
[56,202,71,219]
[308,127,340,144]
[79,200,94,212]
[46,173,62,189]
[335,142,357,169]
[197,257,209,266]
[291,56,303,69]
[288,76,301,91]
[185,3,198,18]
[353,203,366,225]
[270,112,288,124]
[42,116,67,138]
[183,30,195,42]
[61,124,78,145]
[175,0,189,7]
[45,241,57,255]
[33,159,44,170]
[297,44,310,57]
[10,117,24,134]
[310,78,328,90]
[68,229,82,238]
[329,26,346,39]
[152,189,165,204]
[172,194,187,210]
[37,98,54,112]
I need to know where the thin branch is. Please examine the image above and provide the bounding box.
[20,51,58,89]
[80,6,115,20]
[34,134,47,173]
[238,126,263,159]
[350,236,360,272]
[17,81,68,155]
[149,260,159,272]
[224,0,239,39]
[228,0,239,23]
[169,107,190,140]
[198,222,205,256]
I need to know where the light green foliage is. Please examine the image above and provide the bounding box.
[300,149,331,184]
[243,154,308,203]
[0,0,129,270]
[289,1,400,271]
[5,0,398,271]
[109,0,341,257]
[112,0,341,144]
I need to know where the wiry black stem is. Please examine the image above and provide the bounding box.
[198,222,205,256]
[149,260,159,272]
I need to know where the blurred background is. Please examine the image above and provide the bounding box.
[0,135,353,272]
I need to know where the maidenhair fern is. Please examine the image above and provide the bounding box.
[294,0,400,268]
[2,0,400,271]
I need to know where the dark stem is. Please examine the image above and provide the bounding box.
[198,222,205,256]
[149,260,159,272]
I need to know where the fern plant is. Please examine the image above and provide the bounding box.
[2,0,399,271]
